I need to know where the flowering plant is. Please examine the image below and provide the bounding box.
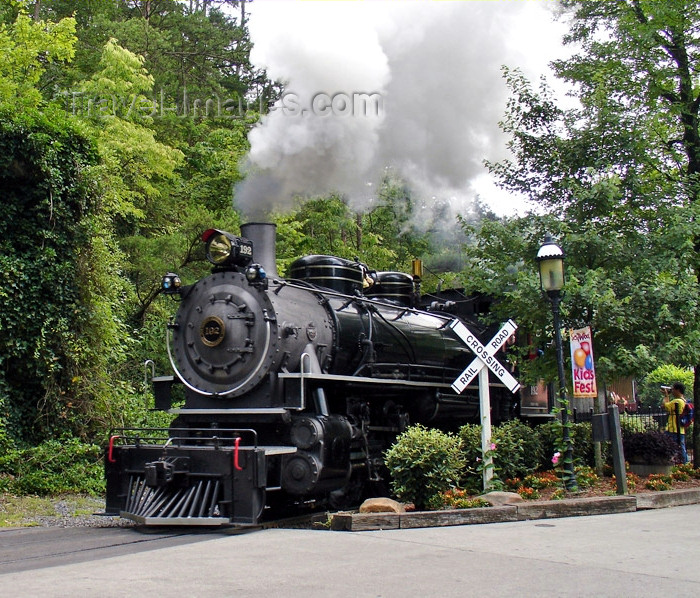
[426,488,491,510]
[517,486,540,500]
[645,474,673,491]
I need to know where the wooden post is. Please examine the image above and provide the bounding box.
[479,368,493,490]
[608,405,627,495]
[594,382,607,476]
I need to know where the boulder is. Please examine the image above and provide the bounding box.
[359,497,406,514]
[481,491,524,506]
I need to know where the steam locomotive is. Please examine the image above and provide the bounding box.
[104,223,519,526]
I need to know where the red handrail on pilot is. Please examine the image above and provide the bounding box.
[233,436,243,471]
[108,435,120,463]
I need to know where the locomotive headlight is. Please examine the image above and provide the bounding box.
[202,229,254,269]
[161,273,182,295]
[207,232,232,265]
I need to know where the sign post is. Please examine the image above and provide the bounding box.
[450,319,520,490]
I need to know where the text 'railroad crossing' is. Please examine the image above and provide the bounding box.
[450,319,520,394]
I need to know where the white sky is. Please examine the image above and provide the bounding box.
[242,0,574,218]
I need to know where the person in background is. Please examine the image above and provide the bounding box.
[662,382,688,463]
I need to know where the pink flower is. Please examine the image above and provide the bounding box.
[552,451,561,465]
[490,443,497,451]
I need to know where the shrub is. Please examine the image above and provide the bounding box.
[535,420,607,470]
[384,425,465,510]
[492,420,544,480]
[458,421,544,492]
[619,413,650,438]
[623,431,679,465]
[0,437,105,495]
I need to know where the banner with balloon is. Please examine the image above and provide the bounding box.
[569,326,597,398]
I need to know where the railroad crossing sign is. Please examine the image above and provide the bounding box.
[449,318,520,491]
[450,319,520,394]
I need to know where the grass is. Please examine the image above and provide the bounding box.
[0,493,104,527]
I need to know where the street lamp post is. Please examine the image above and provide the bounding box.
[537,234,578,491]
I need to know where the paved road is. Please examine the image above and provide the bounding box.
[0,525,227,574]
[1,505,699,597]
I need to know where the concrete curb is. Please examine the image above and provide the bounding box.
[636,487,700,510]
[330,489,700,531]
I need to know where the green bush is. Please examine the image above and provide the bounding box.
[456,423,483,492]
[535,420,605,470]
[619,413,650,438]
[0,437,105,496]
[458,421,544,491]
[384,425,465,509]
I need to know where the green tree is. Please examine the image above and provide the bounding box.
[485,0,700,463]
[0,11,76,109]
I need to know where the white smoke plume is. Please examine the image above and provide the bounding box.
[238,1,564,222]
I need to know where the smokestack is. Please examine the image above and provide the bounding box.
[240,222,278,278]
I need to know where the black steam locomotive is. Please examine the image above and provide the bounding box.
[104,223,519,525]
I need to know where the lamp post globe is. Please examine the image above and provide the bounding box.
[537,234,578,491]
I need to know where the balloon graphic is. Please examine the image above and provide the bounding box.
[580,341,590,355]
[585,355,593,370]
[574,348,587,368]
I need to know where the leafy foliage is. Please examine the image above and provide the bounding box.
[384,425,465,509]
[0,108,98,441]
[0,437,104,495]
[624,430,680,465]
[639,365,695,408]
[426,489,490,511]
[0,12,76,109]
[458,421,544,492]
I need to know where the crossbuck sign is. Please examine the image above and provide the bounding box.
[450,319,520,394]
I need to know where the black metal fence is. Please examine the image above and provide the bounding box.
[572,406,672,432]
[572,405,692,461]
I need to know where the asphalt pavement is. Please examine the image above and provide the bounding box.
[1,505,699,597]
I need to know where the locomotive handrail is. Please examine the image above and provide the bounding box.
[277,371,454,388]
[300,351,311,410]
[144,360,155,388]
[143,359,155,410]
[107,434,120,463]
[107,427,260,448]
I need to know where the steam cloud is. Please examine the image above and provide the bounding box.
[238,1,563,222]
